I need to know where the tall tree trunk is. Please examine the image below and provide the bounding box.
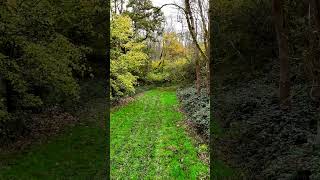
[206,3,211,95]
[114,0,117,14]
[195,48,201,95]
[272,0,290,109]
[194,18,201,95]
[119,0,124,13]
[156,2,208,60]
[197,0,210,94]
[206,61,210,95]
[184,0,208,62]
[197,0,208,52]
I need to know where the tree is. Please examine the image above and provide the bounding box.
[197,0,210,94]
[183,0,201,95]
[197,0,209,53]
[110,14,148,99]
[126,0,165,41]
[152,0,209,94]
[111,0,125,14]
[0,0,108,129]
[162,32,186,60]
[272,0,290,109]
[182,0,208,63]
[194,17,201,95]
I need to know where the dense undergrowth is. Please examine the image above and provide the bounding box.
[211,0,320,179]
[177,86,209,138]
[0,0,108,145]
[213,62,320,179]
[177,85,244,179]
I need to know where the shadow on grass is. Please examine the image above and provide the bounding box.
[211,120,244,179]
[0,79,107,179]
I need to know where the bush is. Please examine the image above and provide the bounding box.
[146,58,195,84]
[0,0,108,143]
[177,86,209,137]
[146,71,170,84]
[110,14,149,101]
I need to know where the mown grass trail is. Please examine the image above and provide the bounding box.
[111,88,209,179]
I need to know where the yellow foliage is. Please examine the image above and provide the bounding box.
[147,58,193,83]
[162,32,186,60]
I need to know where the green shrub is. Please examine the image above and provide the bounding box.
[110,14,149,101]
[146,71,170,83]
[146,58,195,84]
[177,86,209,136]
[0,0,108,142]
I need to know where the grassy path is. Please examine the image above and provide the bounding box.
[111,88,209,179]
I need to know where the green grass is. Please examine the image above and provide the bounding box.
[111,88,209,179]
[0,81,107,180]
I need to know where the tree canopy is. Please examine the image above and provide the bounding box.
[0,0,108,140]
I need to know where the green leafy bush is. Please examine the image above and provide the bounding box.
[0,35,84,110]
[146,58,195,84]
[0,0,108,141]
[110,14,149,101]
[177,86,209,136]
[146,71,170,83]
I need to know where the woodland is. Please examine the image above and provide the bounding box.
[111,0,320,179]
[0,0,319,179]
[110,0,210,178]
[0,0,108,178]
[212,0,320,179]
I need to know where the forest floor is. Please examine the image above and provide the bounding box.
[0,80,107,179]
[111,87,209,179]
[213,62,320,179]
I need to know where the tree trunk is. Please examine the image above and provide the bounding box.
[197,0,210,94]
[119,0,124,13]
[272,0,290,109]
[196,50,201,95]
[184,0,208,62]
[114,0,117,14]
[197,0,208,52]
[206,61,210,95]
[194,17,201,95]
[207,3,211,95]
